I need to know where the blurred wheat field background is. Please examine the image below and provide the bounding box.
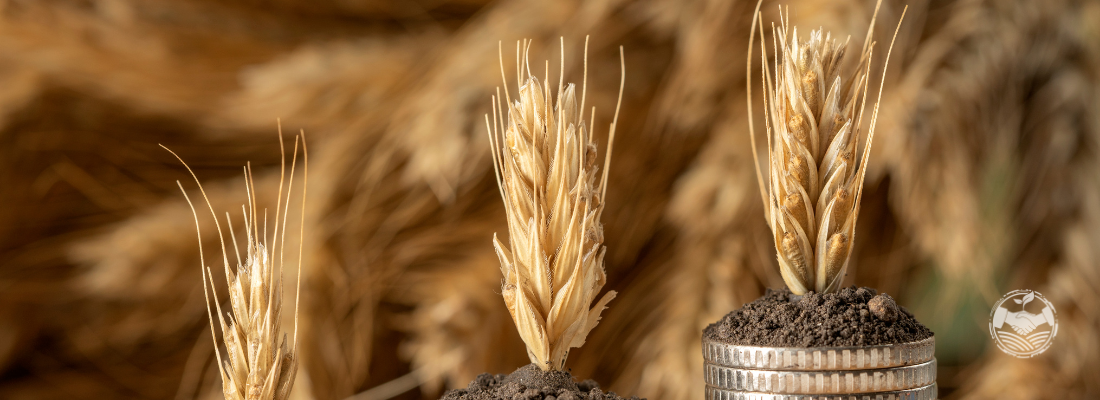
[0,0,1098,399]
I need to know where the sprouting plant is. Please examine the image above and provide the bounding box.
[746,1,905,294]
[163,127,307,400]
[1014,291,1035,307]
[485,38,624,371]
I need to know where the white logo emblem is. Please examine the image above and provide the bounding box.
[989,289,1057,358]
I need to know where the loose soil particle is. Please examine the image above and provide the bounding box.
[442,364,644,400]
[704,286,933,347]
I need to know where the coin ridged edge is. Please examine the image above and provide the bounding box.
[705,383,937,400]
[704,359,936,393]
[702,336,935,370]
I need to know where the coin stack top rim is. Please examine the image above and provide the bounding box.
[702,335,935,370]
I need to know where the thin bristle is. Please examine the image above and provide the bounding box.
[748,0,902,294]
[292,130,307,352]
[488,38,623,371]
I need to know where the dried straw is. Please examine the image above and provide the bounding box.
[875,0,1100,396]
[487,38,624,371]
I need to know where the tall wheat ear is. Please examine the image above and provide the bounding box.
[161,125,307,400]
[486,37,624,371]
[747,2,906,295]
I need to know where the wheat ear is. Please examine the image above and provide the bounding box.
[748,2,906,294]
[486,37,624,371]
[162,125,306,400]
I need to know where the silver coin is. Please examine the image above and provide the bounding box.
[705,383,937,400]
[702,336,935,370]
[704,359,936,393]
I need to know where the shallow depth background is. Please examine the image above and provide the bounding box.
[0,0,1098,399]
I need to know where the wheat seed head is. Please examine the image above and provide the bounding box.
[747,2,906,295]
[486,37,624,371]
[163,124,307,400]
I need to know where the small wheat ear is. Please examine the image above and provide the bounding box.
[487,37,624,371]
[161,124,306,400]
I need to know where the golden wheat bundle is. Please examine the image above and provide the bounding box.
[486,38,624,371]
[163,129,307,400]
[748,4,903,295]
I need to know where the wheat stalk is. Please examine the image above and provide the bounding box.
[748,2,905,295]
[162,126,307,400]
[485,38,624,371]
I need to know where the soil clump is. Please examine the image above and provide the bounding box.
[442,364,643,400]
[704,286,932,347]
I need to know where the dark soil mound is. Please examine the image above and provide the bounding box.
[442,364,644,400]
[704,286,933,347]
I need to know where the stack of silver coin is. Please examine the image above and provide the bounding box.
[702,336,937,400]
